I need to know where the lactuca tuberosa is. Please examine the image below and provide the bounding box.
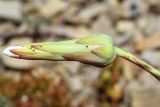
[3,34,160,80]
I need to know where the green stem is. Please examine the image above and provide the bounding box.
[115,47,160,80]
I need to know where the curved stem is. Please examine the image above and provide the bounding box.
[115,47,160,80]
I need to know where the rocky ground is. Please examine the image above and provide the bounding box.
[0,0,160,107]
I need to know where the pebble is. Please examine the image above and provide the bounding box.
[116,20,135,33]
[91,15,115,36]
[126,72,160,107]
[81,66,100,83]
[39,0,67,17]
[145,17,160,36]
[62,62,81,75]
[141,49,160,67]
[0,1,22,21]
[122,0,148,18]
[114,33,133,45]
[135,32,160,51]
[69,76,83,92]
[50,25,90,38]
[136,15,155,33]
[78,3,107,22]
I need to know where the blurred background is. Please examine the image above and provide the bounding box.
[0,0,160,107]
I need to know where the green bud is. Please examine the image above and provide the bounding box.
[3,34,116,67]
[3,34,160,80]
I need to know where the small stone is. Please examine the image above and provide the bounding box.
[0,23,17,40]
[69,76,83,92]
[125,71,160,107]
[122,0,148,18]
[145,17,160,36]
[91,15,115,36]
[77,3,107,22]
[136,15,160,36]
[136,15,155,33]
[141,49,160,67]
[62,62,81,75]
[1,37,34,70]
[105,0,123,18]
[49,25,90,38]
[106,0,119,7]
[3,71,21,82]
[114,33,133,45]
[71,86,97,107]
[116,20,135,33]
[144,0,160,5]
[62,5,80,24]
[39,0,67,17]
[0,1,22,21]
[135,32,160,51]
[80,65,100,84]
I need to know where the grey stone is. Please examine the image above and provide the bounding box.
[136,15,155,33]
[91,15,115,36]
[0,23,16,33]
[78,3,107,22]
[46,25,90,38]
[114,33,133,45]
[69,76,83,92]
[62,61,81,75]
[145,17,160,36]
[116,20,135,33]
[0,1,22,21]
[125,72,160,107]
[122,0,148,18]
[141,49,160,67]
[82,66,100,83]
[39,0,68,17]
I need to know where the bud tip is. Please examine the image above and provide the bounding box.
[3,46,22,57]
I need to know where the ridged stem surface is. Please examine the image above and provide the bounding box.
[115,47,160,80]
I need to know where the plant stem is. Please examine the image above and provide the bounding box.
[115,47,160,80]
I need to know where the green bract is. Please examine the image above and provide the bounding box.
[3,34,160,80]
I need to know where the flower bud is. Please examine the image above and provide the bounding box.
[3,34,116,67]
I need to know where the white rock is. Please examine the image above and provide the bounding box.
[122,0,148,18]
[91,15,115,36]
[0,1,22,21]
[116,20,135,33]
[141,50,160,67]
[145,17,160,36]
[69,76,83,92]
[126,74,160,107]
[50,25,90,38]
[39,0,67,17]
[62,61,81,75]
[78,3,107,22]
[136,15,155,33]
[114,33,133,45]
[82,66,100,83]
